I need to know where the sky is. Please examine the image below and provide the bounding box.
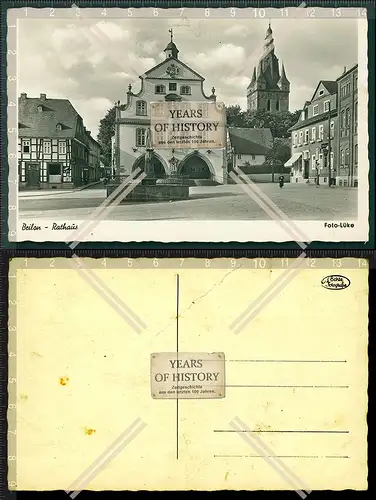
[18,15,359,139]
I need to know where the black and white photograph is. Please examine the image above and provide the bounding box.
[7,7,369,242]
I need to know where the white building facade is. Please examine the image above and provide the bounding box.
[113,33,227,184]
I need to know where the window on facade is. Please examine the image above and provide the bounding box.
[345,107,350,127]
[48,163,61,176]
[324,100,330,112]
[355,144,358,163]
[311,127,316,141]
[198,103,209,117]
[251,155,256,160]
[299,131,303,144]
[319,90,324,96]
[345,150,349,165]
[169,83,177,91]
[311,154,316,169]
[22,140,30,153]
[155,85,166,94]
[340,149,345,165]
[313,105,319,116]
[293,133,298,145]
[153,102,164,117]
[318,125,324,140]
[135,128,146,147]
[43,141,51,154]
[266,100,271,111]
[276,100,280,111]
[58,141,66,155]
[237,154,242,159]
[304,129,309,143]
[354,76,358,89]
[136,100,147,116]
[180,85,191,95]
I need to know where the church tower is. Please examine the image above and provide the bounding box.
[247,24,290,113]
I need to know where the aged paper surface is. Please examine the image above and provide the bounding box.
[9,8,369,243]
[9,259,368,490]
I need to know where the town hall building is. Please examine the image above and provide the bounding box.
[113,31,227,185]
[247,24,290,113]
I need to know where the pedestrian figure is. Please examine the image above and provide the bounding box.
[316,161,320,186]
[279,175,285,188]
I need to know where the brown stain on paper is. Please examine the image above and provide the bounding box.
[84,427,96,436]
[59,376,69,386]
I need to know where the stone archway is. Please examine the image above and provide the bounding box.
[132,153,166,179]
[178,153,213,181]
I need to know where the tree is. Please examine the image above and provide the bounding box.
[97,106,116,167]
[265,137,291,168]
[226,104,246,128]
[243,109,301,138]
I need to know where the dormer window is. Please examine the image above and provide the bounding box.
[180,86,191,95]
[56,123,62,131]
[155,85,166,94]
[37,105,43,112]
[22,140,30,153]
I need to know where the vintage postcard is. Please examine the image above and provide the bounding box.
[8,257,368,491]
[6,6,369,243]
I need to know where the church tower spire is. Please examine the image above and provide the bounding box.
[246,23,290,113]
[263,22,275,57]
[164,29,179,59]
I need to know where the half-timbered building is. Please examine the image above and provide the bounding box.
[18,93,100,189]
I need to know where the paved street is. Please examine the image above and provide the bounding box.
[19,183,357,221]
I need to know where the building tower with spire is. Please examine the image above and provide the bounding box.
[247,23,290,113]
[164,28,179,59]
[111,30,226,187]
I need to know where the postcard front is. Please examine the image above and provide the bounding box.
[5,6,370,243]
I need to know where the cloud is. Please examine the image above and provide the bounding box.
[70,97,114,138]
[17,16,359,138]
[185,44,246,72]
[223,24,251,38]
[95,21,130,41]
[142,40,158,54]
